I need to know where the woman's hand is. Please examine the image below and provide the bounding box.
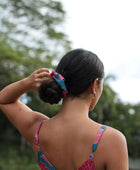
[26,68,50,91]
[0,68,51,104]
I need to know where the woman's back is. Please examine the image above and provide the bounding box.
[33,115,107,170]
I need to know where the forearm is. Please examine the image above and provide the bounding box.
[0,78,31,104]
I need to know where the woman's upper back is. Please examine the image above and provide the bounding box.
[33,117,108,170]
[32,115,128,170]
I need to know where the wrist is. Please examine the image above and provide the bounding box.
[0,78,32,104]
[20,78,33,92]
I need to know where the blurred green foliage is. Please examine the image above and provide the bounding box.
[0,142,39,170]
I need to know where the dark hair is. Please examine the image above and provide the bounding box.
[38,79,63,104]
[38,49,104,104]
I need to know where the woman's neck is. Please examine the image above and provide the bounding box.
[56,97,90,120]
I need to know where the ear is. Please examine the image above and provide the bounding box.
[90,78,99,94]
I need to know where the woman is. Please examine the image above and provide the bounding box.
[0,49,128,170]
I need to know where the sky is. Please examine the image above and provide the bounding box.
[60,0,140,104]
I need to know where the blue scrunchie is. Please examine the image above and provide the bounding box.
[50,71,67,97]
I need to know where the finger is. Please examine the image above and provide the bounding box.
[35,77,48,83]
[36,68,49,74]
[38,72,50,78]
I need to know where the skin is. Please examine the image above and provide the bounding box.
[0,68,128,170]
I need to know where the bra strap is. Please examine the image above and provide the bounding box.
[35,121,44,145]
[92,125,106,152]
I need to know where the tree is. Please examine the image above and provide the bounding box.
[0,0,71,58]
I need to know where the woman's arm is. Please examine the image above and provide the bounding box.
[0,68,50,144]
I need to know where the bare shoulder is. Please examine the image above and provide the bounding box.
[105,126,127,145]
[103,126,128,170]
[103,126,128,154]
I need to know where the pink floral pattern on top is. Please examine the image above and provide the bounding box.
[78,154,95,170]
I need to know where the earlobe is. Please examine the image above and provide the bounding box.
[90,78,98,95]
[92,91,96,100]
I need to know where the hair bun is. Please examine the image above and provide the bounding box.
[38,79,63,104]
